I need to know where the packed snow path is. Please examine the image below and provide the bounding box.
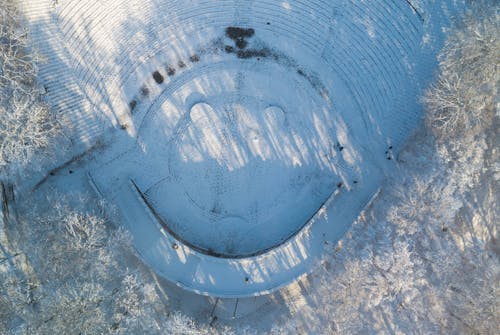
[20,0,466,297]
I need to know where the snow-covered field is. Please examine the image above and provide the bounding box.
[14,0,469,298]
[2,0,498,334]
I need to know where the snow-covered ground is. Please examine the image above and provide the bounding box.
[17,0,468,298]
[2,1,499,333]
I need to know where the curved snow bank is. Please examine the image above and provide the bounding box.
[20,0,467,297]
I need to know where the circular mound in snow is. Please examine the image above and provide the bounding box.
[86,26,396,297]
[57,0,467,297]
[138,64,339,257]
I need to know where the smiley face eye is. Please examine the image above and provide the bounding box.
[263,106,286,126]
[189,102,214,123]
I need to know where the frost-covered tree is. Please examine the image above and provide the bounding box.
[0,191,215,335]
[255,2,499,334]
[0,0,64,181]
[423,1,498,139]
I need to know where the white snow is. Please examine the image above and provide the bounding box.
[17,0,467,297]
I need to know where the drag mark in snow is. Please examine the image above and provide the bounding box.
[405,0,424,22]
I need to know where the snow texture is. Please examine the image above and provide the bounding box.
[17,0,467,297]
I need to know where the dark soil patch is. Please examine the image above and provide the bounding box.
[140,86,149,97]
[225,26,255,51]
[224,43,271,59]
[178,60,186,68]
[129,100,137,112]
[152,71,164,84]
[225,27,255,40]
[166,66,176,76]
[236,48,271,59]
[189,54,200,62]
[235,38,248,49]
